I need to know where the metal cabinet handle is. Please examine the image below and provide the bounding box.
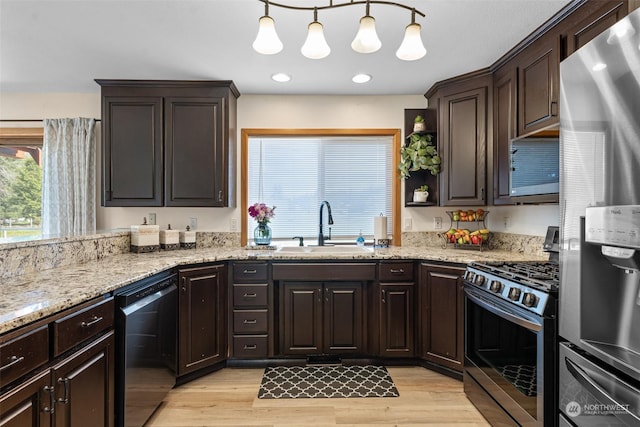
[43,385,55,414]
[243,293,257,298]
[57,377,70,404]
[243,269,257,274]
[80,315,103,328]
[551,101,558,117]
[243,319,258,324]
[382,289,387,304]
[218,190,223,202]
[181,277,187,292]
[390,269,404,274]
[0,355,25,372]
[243,344,257,350]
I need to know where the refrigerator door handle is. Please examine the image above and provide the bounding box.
[565,356,640,424]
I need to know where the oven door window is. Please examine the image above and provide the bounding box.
[466,294,540,420]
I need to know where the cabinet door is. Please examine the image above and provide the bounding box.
[280,283,323,355]
[439,86,487,206]
[517,32,561,135]
[165,97,225,207]
[565,1,627,56]
[0,369,52,427]
[421,264,465,372]
[324,283,364,353]
[492,65,517,205]
[379,283,415,357]
[51,331,115,427]
[102,96,163,206]
[178,265,227,376]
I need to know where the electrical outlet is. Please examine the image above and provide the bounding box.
[230,218,238,231]
[503,216,510,228]
[148,213,156,225]
[404,217,412,231]
[434,217,442,230]
[190,217,198,230]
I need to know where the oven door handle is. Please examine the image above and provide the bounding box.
[565,357,640,425]
[465,287,541,332]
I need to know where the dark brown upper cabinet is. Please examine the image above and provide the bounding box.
[516,30,561,136]
[97,80,239,207]
[426,71,491,206]
[564,1,628,56]
[492,64,518,205]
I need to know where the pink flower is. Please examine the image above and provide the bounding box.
[248,202,276,223]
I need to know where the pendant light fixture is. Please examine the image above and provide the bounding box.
[253,0,427,61]
[351,1,382,54]
[252,0,283,55]
[301,8,331,59]
[396,10,426,61]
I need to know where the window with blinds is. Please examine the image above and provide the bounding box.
[247,135,394,242]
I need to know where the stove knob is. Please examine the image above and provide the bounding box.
[464,271,475,282]
[489,280,503,293]
[507,287,521,301]
[523,292,538,308]
[474,275,486,286]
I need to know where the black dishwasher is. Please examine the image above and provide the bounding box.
[114,270,178,427]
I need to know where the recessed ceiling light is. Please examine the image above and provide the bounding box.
[272,73,291,82]
[352,73,372,83]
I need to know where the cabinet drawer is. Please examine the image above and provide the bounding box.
[52,297,115,357]
[233,262,268,282]
[233,284,268,307]
[0,325,49,388]
[233,310,268,333]
[379,262,414,282]
[232,335,268,358]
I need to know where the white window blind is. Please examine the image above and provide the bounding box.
[247,136,393,242]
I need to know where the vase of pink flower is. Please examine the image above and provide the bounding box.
[248,202,276,245]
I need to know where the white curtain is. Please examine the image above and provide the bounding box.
[42,118,96,236]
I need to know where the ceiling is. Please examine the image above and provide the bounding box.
[0,0,572,96]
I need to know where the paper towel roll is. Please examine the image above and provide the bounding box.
[374,215,388,241]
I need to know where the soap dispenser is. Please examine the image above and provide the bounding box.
[356,230,365,247]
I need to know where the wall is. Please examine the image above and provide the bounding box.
[1,92,559,239]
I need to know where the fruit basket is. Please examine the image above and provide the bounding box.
[441,228,491,250]
[440,209,490,251]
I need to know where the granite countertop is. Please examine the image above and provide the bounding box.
[0,246,547,334]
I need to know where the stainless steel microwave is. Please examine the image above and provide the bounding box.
[509,137,559,198]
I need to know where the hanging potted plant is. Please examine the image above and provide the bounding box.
[413,185,429,203]
[398,133,441,179]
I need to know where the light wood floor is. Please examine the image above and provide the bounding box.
[146,366,491,426]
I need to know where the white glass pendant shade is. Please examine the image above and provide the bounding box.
[351,16,382,53]
[253,15,283,55]
[396,22,426,61]
[301,21,331,59]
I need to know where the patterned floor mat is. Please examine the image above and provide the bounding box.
[258,365,399,399]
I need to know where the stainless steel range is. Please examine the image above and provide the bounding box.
[463,227,559,427]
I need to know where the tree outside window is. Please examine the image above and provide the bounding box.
[0,147,42,239]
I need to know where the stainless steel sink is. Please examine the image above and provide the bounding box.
[276,245,373,254]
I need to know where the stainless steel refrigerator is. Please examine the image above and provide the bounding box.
[559,7,640,426]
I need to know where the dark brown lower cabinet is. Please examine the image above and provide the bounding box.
[0,370,52,427]
[420,263,466,372]
[280,282,364,355]
[378,283,415,357]
[52,332,115,427]
[178,264,227,376]
[0,331,115,427]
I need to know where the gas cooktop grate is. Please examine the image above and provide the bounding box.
[471,261,559,291]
